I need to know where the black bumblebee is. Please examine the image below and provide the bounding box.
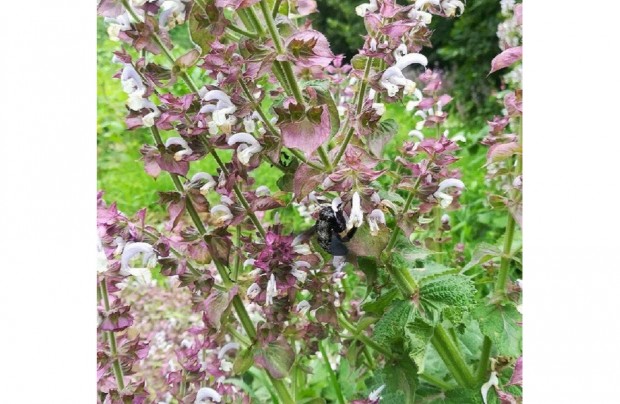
[314,203,358,256]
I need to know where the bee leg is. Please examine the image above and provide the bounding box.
[340,226,358,242]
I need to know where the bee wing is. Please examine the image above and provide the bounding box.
[329,233,349,256]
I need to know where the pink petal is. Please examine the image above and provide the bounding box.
[490,46,522,74]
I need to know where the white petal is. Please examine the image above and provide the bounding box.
[195,387,222,404]
[369,384,386,401]
[436,178,465,193]
[247,283,261,299]
[408,130,425,141]
[395,53,428,70]
[266,274,277,306]
[217,342,240,359]
[481,371,499,404]
[331,196,343,212]
[120,242,155,275]
[296,300,311,315]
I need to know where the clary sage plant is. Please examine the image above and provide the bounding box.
[97,0,522,402]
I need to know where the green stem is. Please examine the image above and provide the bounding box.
[257,0,305,106]
[419,373,453,391]
[232,225,242,281]
[272,0,283,17]
[385,261,417,297]
[99,280,126,390]
[339,314,393,358]
[319,341,345,404]
[476,337,492,384]
[272,60,293,96]
[332,56,372,167]
[227,24,258,39]
[316,145,333,171]
[431,325,476,388]
[494,214,516,298]
[244,7,266,36]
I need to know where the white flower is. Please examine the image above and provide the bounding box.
[227,132,263,165]
[194,387,222,404]
[220,195,234,206]
[372,103,385,116]
[408,8,433,24]
[290,262,308,283]
[369,384,386,402]
[355,0,378,16]
[159,0,186,28]
[247,283,261,299]
[97,237,108,274]
[104,13,131,41]
[191,172,217,195]
[165,137,193,161]
[380,53,428,97]
[331,196,343,212]
[370,192,381,204]
[481,371,499,404]
[296,300,311,315]
[219,360,233,372]
[415,0,440,9]
[210,205,233,225]
[141,110,160,127]
[218,342,240,359]
[120,242,156,277]
[433,178,465,208]
[451,134,466,143]
[367,209,386,236]
[347,192,364,230]
[201,90,237,134]
[333,255,347,268]
[255,185,271,197]
[441,0,464,17]
[266,274,277,306]
[243,116,256,133]
[293,244,312,255]
[441,213,450,224]
[408,130,425,141]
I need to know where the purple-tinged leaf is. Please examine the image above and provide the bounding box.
[507,356,523,386]
[254,337,295,379]
[281,105,331,156]
[203,286,238,330]
[487,142,521,164]
[496,390,518,404]
[293,164,324,202]
[368,119,398,158]
[490,46,522,74]
[100,305,134,332]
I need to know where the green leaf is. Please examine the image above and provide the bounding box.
[411,261,459,283]
[375,357,418,404]
[347,224,390,259]
[372,300,413,350]
[188,1,217,55]
[254,338,295,379]
[368,119,398,158]
[361,288,399,315]
[462,242,502,272]
[473,302,522,357]
[233,346,255,375]
[420,275,476,311]
[357,256,378,296]
[405,314,435,373]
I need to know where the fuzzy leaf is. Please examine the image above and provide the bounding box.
[254,338,295,379]
[203,286,237,330]
[474,303,522,357]
[375,357,418,404]
[293,164,324,202]
[420,275,476,310]
[490,46,522,74]
[280,105,331,156]
[347,224,390,259]
[372,300,413,350]
[368,119,398,158]
[305,80,341,137]
[405,314,434,373]
[411,262,459,283]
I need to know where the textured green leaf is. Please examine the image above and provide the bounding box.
[372,300,413,350]
[473,302,522,357]
[376,357,418,404]
[361,288,399,315]
[368,119,398,158]
[411,261,459,282]
[420,275,476,310]
[405,314,435,373]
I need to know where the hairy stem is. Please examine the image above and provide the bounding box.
[257,0,305,106]
[431,324,476,388]
[99,279,126,390]
[476,336,492,384]
[319,341,345,404]
[419,373,453,391]
[332,56,372,167]
[339,314,392,358]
